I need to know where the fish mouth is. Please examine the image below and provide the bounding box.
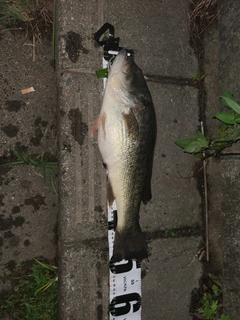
[108,48,132,75]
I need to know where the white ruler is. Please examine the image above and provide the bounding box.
[108,201,142,320]
[101,56,142,320]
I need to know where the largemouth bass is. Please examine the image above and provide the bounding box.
[91,49,156,261]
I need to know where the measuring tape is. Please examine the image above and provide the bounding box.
[108,201,142,320]
[94,23,142,320]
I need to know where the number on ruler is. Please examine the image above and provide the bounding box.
[109,293,141,316]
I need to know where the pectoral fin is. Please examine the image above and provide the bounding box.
[90,113,107,138]
[90,115,101,137]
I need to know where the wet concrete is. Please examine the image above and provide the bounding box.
[0,25,58,289]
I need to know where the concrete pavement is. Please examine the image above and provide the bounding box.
[1,0,239,319]
[57,0,203,319]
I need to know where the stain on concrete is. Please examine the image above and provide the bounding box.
[0,167,12,186]
[68,108,88,146]
[95,205,103,213]
[0,194,5,206]
[30,127,43,146]
[0,215,25,231]
[2,124,19,137]
[6,100,25,112]
[4,260,16,272]
[24,239,30,246]
[12,206,20,214]
[97,304,103,319]
[24,194,46,210]
[34,117,48,127]
[4,231,15,238]
[65,31,89,63]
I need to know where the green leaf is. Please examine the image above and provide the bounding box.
[220,90,240,114]
[232,127,240,141]
[174,139,195,149]
[213,112,235,124]
[96,68,108,79]
[184,141,207,153]
[221,314,231,320]
[212,284,221,297]
[28,158,39,166]
[13,147,24,161]
[220,90,235,108]
[0,160,25,166]
[196,130,206,140]
[235,114,240,123]
[175,131,209,154]
[34,259,57,272]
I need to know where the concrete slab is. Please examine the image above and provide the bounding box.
[0,166,57,275]
[0,30,57,157]
[57,0,106,72]
[142,237,202,320]
[140,83,201,231]
[203,22,223,275]
[57,0,197,78]
[219,0,240,96]
[58,244,109,320]
[221,156,240,318]
[0,28,57,289]
[218,1,240,316]
[58,72,108,243]
[106,0,197,77]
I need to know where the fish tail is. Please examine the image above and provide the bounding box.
[113,226,148,262]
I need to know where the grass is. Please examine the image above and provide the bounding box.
[0,0,55,60]
[0,259,58,320]
[0,146,58,194]
[0,0,35,23]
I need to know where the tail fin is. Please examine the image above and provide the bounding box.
[113,226,148,262]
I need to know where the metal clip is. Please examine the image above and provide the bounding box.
[94,23,134,61]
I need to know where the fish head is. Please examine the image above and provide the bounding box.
[108,49,143,91]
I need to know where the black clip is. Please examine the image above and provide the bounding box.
[94,23,134,61]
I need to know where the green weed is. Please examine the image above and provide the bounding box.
[192,70,207,83]
[0,259,58,320]
[0,0,55,59]
[197,285,231,320]
[0,146,58,194]
[175,90,240,158]
[0,0,36,23]
[165,229,175,237]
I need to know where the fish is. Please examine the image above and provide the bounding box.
[91,49,157,261]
